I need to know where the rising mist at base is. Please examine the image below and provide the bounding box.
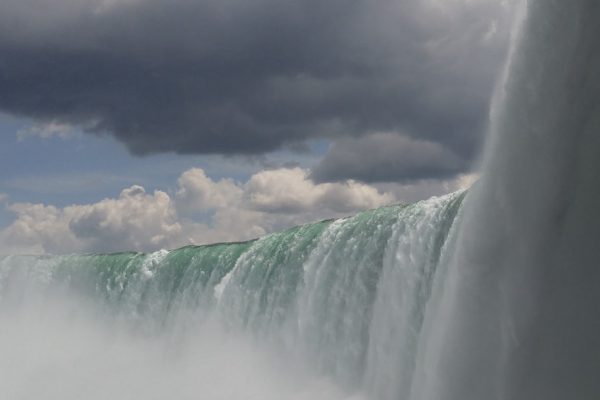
[1,294,355,400]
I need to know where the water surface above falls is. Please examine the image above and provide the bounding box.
[0,191,465,400]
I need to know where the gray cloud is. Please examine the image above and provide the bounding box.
[0,0,514,175]
[311,132,468,183]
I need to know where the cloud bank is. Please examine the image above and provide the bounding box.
[0,0,514,182]
[0,167,399,254]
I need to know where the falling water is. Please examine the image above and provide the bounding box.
[0,193,465,400]
[410,1,600,399]
[2,1,599,399]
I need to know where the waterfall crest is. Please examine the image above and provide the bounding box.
[0,192,464,400]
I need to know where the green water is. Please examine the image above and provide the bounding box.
[0,191,465,399]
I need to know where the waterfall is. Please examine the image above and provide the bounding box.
[2,1,599,399]
[410,1,600,399]
[0,193,464,400]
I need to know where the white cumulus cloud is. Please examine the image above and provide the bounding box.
[0,186,182,254]
[176,168,243,211]
[245,168,394,214]
[0,167,400,255]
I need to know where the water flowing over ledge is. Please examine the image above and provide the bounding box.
[0,191,465,400]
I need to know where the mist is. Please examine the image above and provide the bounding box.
[0,287,362,400]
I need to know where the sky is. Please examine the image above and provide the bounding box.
[0,0,516,255]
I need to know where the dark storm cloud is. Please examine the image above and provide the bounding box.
[0,0,513,178]
[310,132,467,183]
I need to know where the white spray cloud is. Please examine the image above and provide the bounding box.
[0,281,364,400]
